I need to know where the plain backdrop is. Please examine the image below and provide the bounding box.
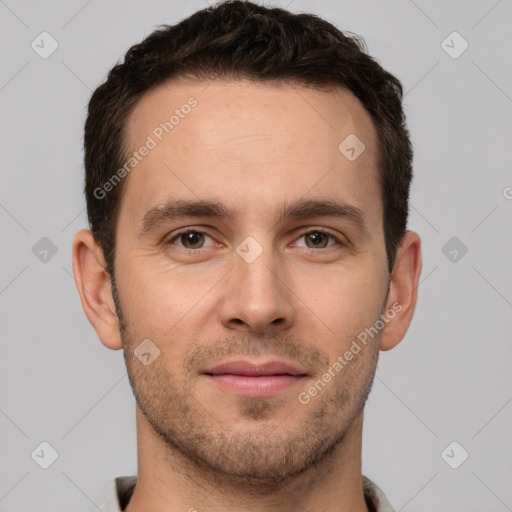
[0,1,511,511]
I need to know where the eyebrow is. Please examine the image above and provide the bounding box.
[137,197,371,239]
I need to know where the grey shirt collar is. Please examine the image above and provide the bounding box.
[99,475,395,511]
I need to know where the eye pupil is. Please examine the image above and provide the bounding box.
[306,231,328,248]
[182,232,204,248]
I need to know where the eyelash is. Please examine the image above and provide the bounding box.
[166,228,344,250]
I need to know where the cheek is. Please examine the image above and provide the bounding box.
[117,259,219,342]
[116,239,387,351]
[294,260,384,317]
[290,263,386,358]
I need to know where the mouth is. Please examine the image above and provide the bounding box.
[202,360,308,398]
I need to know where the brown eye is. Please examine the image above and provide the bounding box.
[304,231,330,249]
[181,232,204,248]
[291,229,343,250]
[170,231,213,249]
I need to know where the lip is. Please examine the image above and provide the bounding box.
[203,359,307,377]
[202,359,308,398]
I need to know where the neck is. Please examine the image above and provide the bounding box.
[124,406,369,512]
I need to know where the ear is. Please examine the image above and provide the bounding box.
[72,229,123,350]
[379,230,422,351]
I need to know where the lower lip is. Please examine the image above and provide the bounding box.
[205,374,306,397]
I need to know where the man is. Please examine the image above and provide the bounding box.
[72,1,422,511]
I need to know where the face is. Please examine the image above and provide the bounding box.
[111,79,391,482]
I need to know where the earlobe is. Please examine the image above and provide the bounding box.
[379,230,422,351]
[71,229,123,350]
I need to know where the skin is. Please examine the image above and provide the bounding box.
[72,79,422,512]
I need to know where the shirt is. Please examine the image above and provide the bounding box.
[99,475,396,511]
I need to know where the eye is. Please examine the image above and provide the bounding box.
[166,229,343,251]
[293,230,341,249]
[168,230,216,250]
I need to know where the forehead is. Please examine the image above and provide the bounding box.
[120,79,381,232]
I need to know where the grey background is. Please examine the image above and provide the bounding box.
[1,0,511,510]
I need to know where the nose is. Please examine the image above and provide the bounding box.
[218,243,295,334]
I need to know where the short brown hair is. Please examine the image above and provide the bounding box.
[84,0,413,275]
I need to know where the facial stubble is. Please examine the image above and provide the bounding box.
[109,271,383,490]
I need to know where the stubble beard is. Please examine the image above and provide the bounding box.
[110,273,381,491]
